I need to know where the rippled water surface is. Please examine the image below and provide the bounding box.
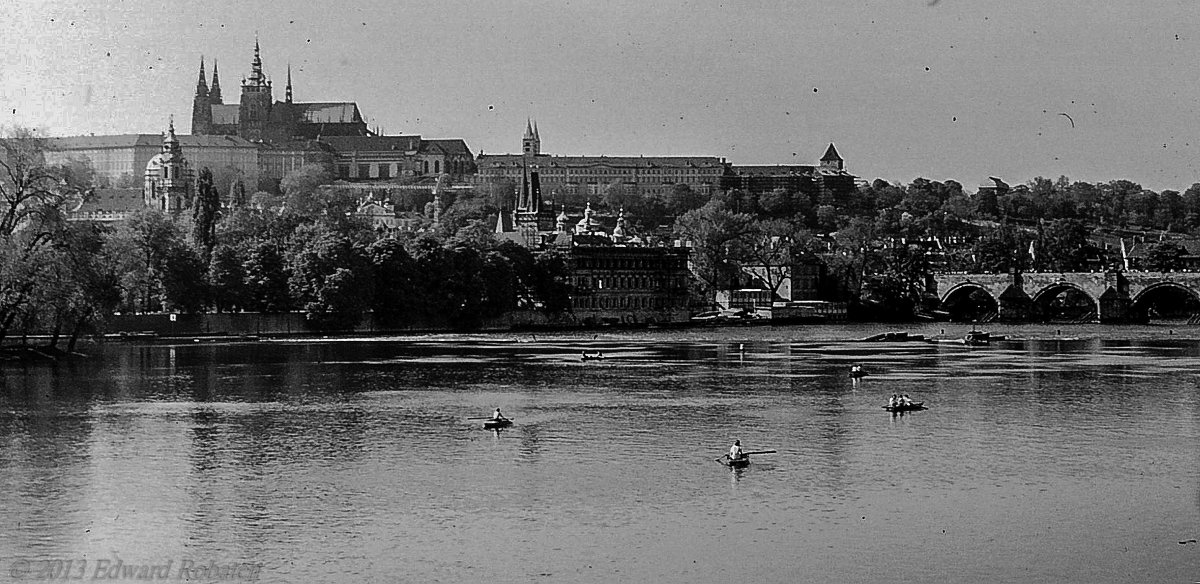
[2,324,1199,583]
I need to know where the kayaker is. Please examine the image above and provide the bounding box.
[728,440,745,461]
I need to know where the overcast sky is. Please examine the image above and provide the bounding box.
[3,0,1199,191]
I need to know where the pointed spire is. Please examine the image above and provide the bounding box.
[285,63,293,103]
[821,142,842,162]
[209,60,222,103]
[195,56,209,97]
[524,118,534,139]
[533,120,540,141]
[250,34,264,84]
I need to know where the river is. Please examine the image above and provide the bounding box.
[2,323,1198,583]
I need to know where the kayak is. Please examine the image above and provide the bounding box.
[883,402,926,412]
[483,419,512,429]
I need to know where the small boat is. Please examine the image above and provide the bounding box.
[963,331,990,346]
[883,402,926,412]
[483,419,513,429]
[849,368,867,378]
[722,457,751,468]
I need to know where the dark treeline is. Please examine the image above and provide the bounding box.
[6,125,1199,343]
[0,130,572,348]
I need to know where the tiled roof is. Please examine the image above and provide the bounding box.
[319,135,421,153]
[477,153,726,169]
[49,135,156,149]
[729,165,818,176]
[211,104,240,125]
[296,103,362,124]
[49,134,256,150]
[420,139,473,157]
[73,188,144,214]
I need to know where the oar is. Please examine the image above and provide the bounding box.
[743,450,777,455]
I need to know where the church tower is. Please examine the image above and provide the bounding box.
[238,38,273,142]
[144,118,193,212]
[820,143,844,171]
[522,119,541,156]
[190,57,212,135]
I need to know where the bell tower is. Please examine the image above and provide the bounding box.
[522,119,541,157]
[238,37,273,141]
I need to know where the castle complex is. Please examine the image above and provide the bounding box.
[190,39,368,142]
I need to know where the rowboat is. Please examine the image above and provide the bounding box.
[483,419,513,429]
[722,457,751,468]
[883,402,926,412]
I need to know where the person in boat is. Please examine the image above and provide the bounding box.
[728,439,746,462]
[492,408,508,422]
[900,394,912,407]
[889,394,899,408]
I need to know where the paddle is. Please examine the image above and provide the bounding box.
[744,450,776,455]
[466,417,492,420]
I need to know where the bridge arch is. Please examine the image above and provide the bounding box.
[940,283,999,322]
[1130,282,1200,320]
[1030,282,1098,321]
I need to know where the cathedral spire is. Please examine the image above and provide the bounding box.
[285,63,293,103]
[250,34,265,85]
[195,57,208,98]
[209,59,222,103]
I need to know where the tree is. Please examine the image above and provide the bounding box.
[1143,241,1187,272]
[192,167,221,262]
[242,242,291,312]
[209,244,247,312]
[286,223,373,329]
[0,127,95,340]
[368,237,416,328]
[672,199,756,295]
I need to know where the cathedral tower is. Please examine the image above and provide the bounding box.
[238,38,273,142]
[209,60,223,104]
[191,57,212,135]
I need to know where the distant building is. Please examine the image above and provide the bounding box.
[319,135,476,181]
[476,121,728,200]
[66,121,196,221]
[494,161,692,325]
[721,143,857,201]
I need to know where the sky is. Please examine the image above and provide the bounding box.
[3,0,1200,192]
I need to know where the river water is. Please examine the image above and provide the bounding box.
[2,324,1198,583]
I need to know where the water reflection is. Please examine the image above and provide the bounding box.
[2,330,1199,583]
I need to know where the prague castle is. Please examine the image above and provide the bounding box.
[190,39,368,142]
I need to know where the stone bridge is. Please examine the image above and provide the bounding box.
[930,271,1200,322]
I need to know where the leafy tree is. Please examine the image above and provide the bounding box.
[1143,241,1187,272]
[286,224,373,329]
[192,167,221,262]
[209,244,247,313]
[368,237,416,328]
[672,199,755,295]
[243,242,291,312]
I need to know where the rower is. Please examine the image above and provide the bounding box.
[728,439,745,461]
[900,394,912,406]
[492,408,508,422]
[889,394,899,408]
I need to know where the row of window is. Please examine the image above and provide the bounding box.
[572,295,671,310]
[575,257,683,270]
[337,158,469,179]
[577,276,678,290]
